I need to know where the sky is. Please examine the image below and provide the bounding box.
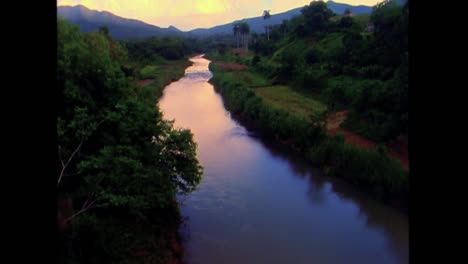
[57,0,382,31]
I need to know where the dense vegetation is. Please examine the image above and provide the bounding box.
[57,19,202,263]
[123,36,205,65]
[57,0,409,261]
[208,0,408,203]
[250,0,408,143]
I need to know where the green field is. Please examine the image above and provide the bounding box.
[138,60,192,87]
[139,65,160,79]
[222,70,271,88]
[255,85,327,120]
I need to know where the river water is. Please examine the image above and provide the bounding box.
[158,55,408,264]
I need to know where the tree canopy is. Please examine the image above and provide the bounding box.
[58,18,202,263]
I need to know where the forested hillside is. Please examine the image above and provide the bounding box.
[57,19,202,263]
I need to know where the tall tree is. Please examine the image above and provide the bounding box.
[263,10,271,40]
[233,23,240,48]
[301,0,334,35]
[239,22,250,52]
[344,8,352,16]
[98,25,110,38]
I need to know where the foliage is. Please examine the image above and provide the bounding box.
[58,19,202,262]
[301,0,335,35]
[208,0,409,201]
[308,133,408,199]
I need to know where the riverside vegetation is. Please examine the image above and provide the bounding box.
[208,0,408,205]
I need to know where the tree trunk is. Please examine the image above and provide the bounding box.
[241,33,244,51]
[245,35,249,53]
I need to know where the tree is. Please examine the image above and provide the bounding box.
[218,43,227,55]
[339,16,354,29]
[263,10,271,40]
[344,8,352,16]
[370,0,406,67]
[98,25,110,38]
[58,19,203,262]
[301,1,334,35]
[233,23,241,48]
[239,22,250,52]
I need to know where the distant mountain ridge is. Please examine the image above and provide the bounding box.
[57,5,183,40]
[187,1,373,37]
[187,7,303,37]
[57,1,375,39]
[326,0,373,15]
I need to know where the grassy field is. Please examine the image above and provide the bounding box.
[222,70,271,88]
[255,85,327,120]
[314,32,344,57]
[271,40,309,62]
[139,65,161,79]
[134,59,192,100]
[137,60,192,87]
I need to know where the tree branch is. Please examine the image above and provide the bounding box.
[58,145,65,168]
[57,138,83,186]
[61,197,96,225]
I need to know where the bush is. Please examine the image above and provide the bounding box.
[251,55,260,66]
[292,66,328,93]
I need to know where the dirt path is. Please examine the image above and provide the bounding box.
[327,111,348,130]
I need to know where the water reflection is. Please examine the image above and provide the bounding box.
[245,127,409,263]
[158,55,408,264]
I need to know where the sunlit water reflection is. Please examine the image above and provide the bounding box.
[158,55,408,264]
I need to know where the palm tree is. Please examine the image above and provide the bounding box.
[233,23,240,48]
[239,22,250,52]
[263,10,271,40]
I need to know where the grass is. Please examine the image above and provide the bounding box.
[139,65,160,79]
[353,14,371,27]
[135,59,192,99]
[314,32,344,56]
[139,60,191,80]
[222,71,271,88]
[138,60,191,85]
[255,85,327,120]
[271,40,309,62]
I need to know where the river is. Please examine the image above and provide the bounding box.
[158,55,408,264]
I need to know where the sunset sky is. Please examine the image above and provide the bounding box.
[57,0,382,31]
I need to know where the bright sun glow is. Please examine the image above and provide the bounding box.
[57,0,383,31]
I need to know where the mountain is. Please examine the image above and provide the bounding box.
[57,5,183,40]
[326,0,373,15]
[187,7,303,37]
[187,1,373,37]
[57,1,374,39]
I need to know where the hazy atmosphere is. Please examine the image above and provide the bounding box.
[57,0,381,30]
[58,0,409,263]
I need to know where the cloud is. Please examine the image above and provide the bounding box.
[57,0,382,30]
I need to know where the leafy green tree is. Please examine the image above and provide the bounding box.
[301,1,334,35]
[263,10,271,40]
[233,23,240,48]
[98,25,109,38]
[339,16,353,29]
[58,19,202,262]
[239,22,250,52]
